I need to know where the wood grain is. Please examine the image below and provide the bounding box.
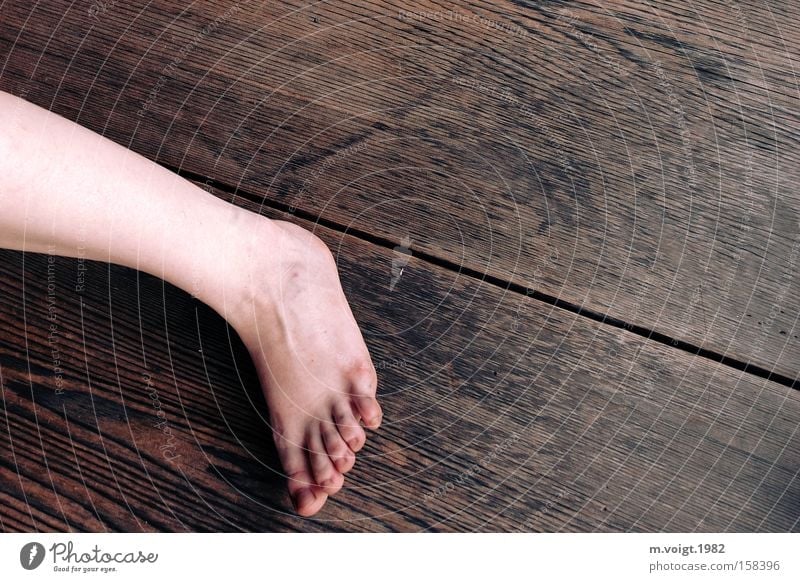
[1,188,797,532]
[0,0,797,380]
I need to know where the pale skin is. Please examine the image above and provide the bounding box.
[0,90,382,517]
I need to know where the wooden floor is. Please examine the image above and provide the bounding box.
[1,0,798,532]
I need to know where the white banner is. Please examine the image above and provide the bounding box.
[1,533,795,580]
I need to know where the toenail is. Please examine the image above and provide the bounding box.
[293,489,313,511]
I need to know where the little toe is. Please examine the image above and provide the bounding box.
[308,429,343,494]
[353,395,383,430]
[333,401,366,452]
[321,421,355,473]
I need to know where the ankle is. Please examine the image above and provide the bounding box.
[190,207,339,335]
[210,210,282,328]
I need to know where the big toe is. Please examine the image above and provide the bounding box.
[273,429,329,516]
[291,485,328,517]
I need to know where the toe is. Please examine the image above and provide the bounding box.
[321,421,355,473]
[352,395,383,430]
[333,401,366,452]
[273,428,328,516]
[350,363,378,398]
[292,486,328,517]
[308,428,344,494]
[350,365,381,429]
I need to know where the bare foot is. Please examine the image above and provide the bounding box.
[222,215,382,516]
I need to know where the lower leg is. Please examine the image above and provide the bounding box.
[0,90,382,516]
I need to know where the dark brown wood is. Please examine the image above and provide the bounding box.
[1,189,798,532]
[0,0,798,533]
[0,0,797,380]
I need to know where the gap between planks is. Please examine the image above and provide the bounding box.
[163,163,800,392]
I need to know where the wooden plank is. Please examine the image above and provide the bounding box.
[1,0,797,380]
[1,188,798,532]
